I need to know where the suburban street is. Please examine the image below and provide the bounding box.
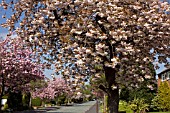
[14,101,98,113]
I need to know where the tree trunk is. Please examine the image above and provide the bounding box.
[29,96,32,108]
[0,74,5,112]
[0,95,2,112]
[104,67,119,113]
[29,93,32,108]
[107,88,119,113]
[0,89,5,112]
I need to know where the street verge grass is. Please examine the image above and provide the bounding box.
[148,112,170,113]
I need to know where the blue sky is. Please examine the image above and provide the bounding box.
[0,0,169,76]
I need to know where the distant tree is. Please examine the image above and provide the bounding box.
[29,79,47,107]
[0,36,44,111]
[32,78,72,100]
[155,82,170,111]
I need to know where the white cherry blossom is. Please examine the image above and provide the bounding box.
[1,0,170,112]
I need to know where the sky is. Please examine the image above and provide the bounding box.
[0,0,169,77]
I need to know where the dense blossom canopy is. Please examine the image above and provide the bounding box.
[0,0,170,88]
[0,36,44,92]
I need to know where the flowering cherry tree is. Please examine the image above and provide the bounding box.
[1,0,170,113]
[32,78,72,100]
[0,36,44,108]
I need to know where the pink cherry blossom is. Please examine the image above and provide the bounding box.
[0,36,44,102]
[32,78,72,100]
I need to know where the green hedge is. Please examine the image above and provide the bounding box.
[57,94,66,105]
[31,97,42,106]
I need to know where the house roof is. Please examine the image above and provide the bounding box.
[158,68,170,75]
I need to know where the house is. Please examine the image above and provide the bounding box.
[157,68,170,87]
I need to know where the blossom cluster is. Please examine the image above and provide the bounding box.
[0,36,44,92]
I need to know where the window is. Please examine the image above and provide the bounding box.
[162,73,165,81]
[168,71,170,80]
[166,72,169,80]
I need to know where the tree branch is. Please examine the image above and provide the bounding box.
[95,14,114,61]
[98,84,107,93]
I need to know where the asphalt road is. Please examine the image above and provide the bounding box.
[14,101,98,113]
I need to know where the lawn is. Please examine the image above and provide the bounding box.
[99,100,133,113]
[148,112,170,113]
[100,100,170,113]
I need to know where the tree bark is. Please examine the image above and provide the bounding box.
[104,66,119,113]
[107,88,119,113]
[28,92,32,108]
[0,95,2,112]
[0,74,5,112]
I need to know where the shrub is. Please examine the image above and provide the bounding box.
[151,95,161,111]
[120,80,157,112]
[119,100,133,113]
[129,98,149,113]
[31,97,42,106]
[120,80,157,104]
[57,94,66,105]
[153,82,170,111]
